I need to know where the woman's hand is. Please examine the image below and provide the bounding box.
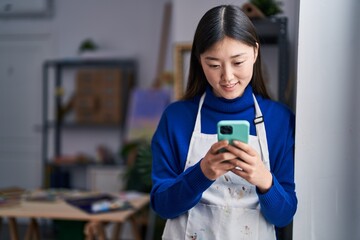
[226,140,273,193]
[200,140,240,180]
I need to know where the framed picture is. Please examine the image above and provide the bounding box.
[0,0,52,18]
[173,43,192,99]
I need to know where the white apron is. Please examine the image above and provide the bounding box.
[162,93,276,240]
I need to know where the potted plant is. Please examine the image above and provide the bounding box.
[249,0,283,17]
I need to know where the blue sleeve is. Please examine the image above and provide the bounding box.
[257,106,297,227]
[150,104,214,219]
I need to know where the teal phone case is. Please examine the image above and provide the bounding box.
[217,120,250,144]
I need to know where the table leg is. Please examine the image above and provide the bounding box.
[111,223,123,240]
[24,221,33,240]
[84,222,96,240]
[129,216,142,240]
[84,221,108,240]
[85,232,94,240]
[31,218,40,240]
[8,218,19,240]
[25,218,41,240]
[95,222,107,240]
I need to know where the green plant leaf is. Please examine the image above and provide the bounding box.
[121,140,153,193]
[250,0,283,16]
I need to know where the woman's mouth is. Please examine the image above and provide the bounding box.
[221,81,239,89]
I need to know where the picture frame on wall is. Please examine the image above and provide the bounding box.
[173,43,192,99]
[0,0,52,18]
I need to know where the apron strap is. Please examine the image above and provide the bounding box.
[252,94,270,167]
[194,93,206,133]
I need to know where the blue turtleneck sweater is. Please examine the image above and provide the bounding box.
[150,85,297,228]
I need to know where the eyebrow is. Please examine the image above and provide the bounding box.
[204,53,246,61]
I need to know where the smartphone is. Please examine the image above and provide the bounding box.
[217,120,250,146]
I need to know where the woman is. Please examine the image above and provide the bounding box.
[150,5,297,240]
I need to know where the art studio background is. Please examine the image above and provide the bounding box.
[0,0,359,239]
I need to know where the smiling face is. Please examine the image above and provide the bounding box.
[200,37,258,99]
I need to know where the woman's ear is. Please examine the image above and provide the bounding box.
[253,42,259,63]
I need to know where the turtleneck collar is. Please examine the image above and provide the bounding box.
[203,84,255,113]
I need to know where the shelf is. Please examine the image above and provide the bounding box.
[46,162,118,169]
[42,121,121,129]
[251,17,289,104]
[252,17,287,44]
[44,58,137,69]
[42,57,137,189]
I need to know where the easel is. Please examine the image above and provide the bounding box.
[152,2,172,88]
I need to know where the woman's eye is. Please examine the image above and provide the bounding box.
[209,64,220,68]
[234,61,244,66]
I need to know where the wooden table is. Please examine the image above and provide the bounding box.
[0,192,150,240]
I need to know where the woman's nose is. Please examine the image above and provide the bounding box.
[222,65,234,81]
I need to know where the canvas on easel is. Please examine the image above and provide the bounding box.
[125,88,171,142]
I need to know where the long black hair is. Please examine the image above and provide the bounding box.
[182,5,270,100]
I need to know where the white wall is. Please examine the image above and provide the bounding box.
[0,0,170,189]
[294,0,360,239]
[0,0,169,87]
